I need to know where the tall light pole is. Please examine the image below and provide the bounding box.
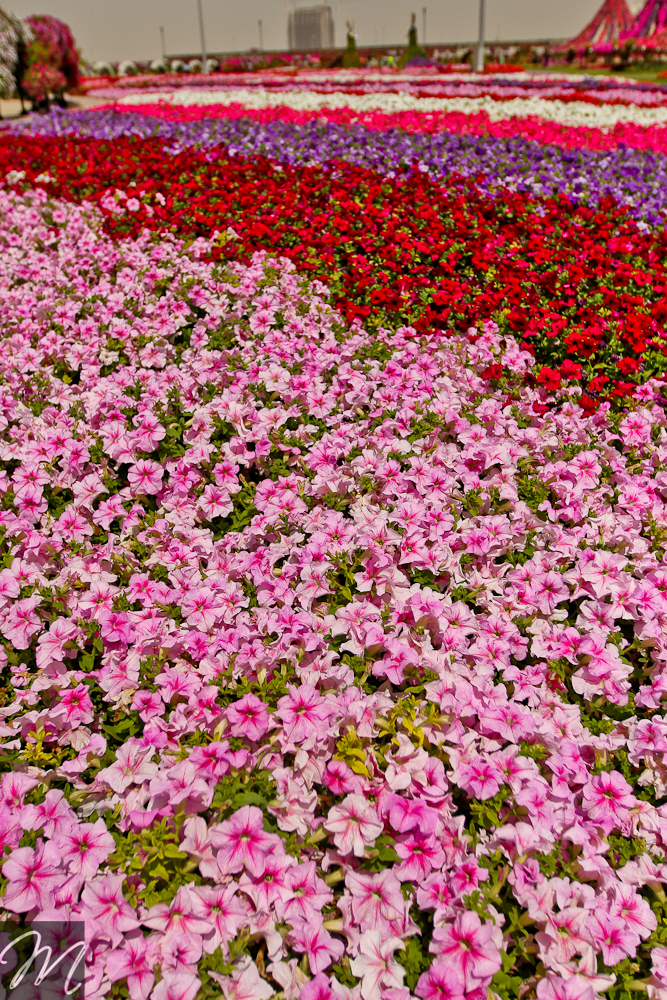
[422,6,426,45]
[197,0,208,73]
[258,19,263,50]
[475,0,485,72]
[160,25,166,60]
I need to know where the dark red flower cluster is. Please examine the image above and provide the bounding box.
[3,133,665,404]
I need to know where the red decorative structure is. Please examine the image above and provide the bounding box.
[567,0,632,47]
[621,0,667,39]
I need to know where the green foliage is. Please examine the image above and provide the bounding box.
[335,730,372,777]
[396,935,430,991]
[491,950,528,1000]
[516,466,551,514]
[211,768,278,821]
[326,553,363,611]
[100,711,143,751]
[503,530,537,566]
[110,817,200,908]
[195,933,272,1000]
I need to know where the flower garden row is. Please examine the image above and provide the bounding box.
[3,125,667,404]
[1,72,667,1000]
[83,70,667,110]
[16,104,667,220]
[93,90,667,132]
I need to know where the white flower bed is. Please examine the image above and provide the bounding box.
[115,88,667,131]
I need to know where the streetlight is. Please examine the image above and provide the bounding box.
[197,0,208,73]
[475,0,485,72]
[258,19,263,50]
[422,7,426,45]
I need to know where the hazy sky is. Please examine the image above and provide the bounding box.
[5,0,637,64]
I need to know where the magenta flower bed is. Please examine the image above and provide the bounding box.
[96,101,667,154]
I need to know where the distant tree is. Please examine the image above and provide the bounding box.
[23,14,80,108]
[0,6,32,108]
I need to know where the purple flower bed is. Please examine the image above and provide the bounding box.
[8,107,667,226]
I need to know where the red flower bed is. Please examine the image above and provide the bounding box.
[482,63,525,73]
[2,133,666,403]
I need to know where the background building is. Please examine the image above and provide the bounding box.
[288,5,334,50]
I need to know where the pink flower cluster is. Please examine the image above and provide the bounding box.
[0,187,667,1000]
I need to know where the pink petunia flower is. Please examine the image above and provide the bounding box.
[609,884,657,940]
[430,911,502,992]
[346,869,405,926]
[160,931,203,973]
[20,788,76,838]
[144,885,211,940]
[14,483,47,521]
[589,910,638,965]
[97,740,158,793]
[536,975,595,1000]
[127,458,163,495]
[210,805,277,877]
[199,484,233,519]
[324,794,383,858]
[226,692,270,742]
[106,932,159,1000]
[300,973,334,1000]
[349,930,405,1000]
[80,874,140,946]
[276,861,334,924]
[415,964,465,1000]
[289,917,345,975]
[216,959,273,1000]
[54,683,96,725]
[276,683,333,745]
[53,817,116,878]
[1,595,42,649]
[0,771,39,810]
[2,839,62,912]
[98,608,135,644]
[582,770,636,834]
[180,587,223,631]
[151,973,201,1000]
[35,615,79,669]
[394,830,446,882]
[191,884,248,955]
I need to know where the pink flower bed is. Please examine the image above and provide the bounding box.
[99,100,667,153]
[1,185,667,999]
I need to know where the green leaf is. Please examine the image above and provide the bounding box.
[164,844,188,859]
[396,936,430,991]
[79,652,95,671]
[229,791,270,810]
[148,861,170,881]
[492,969,525,1000]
